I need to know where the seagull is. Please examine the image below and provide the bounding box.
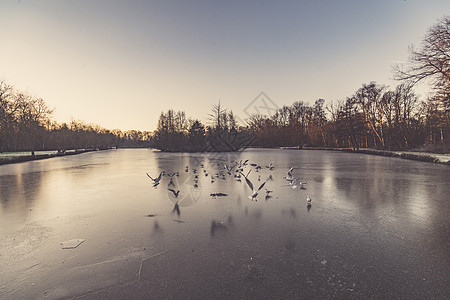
[241,171,266,200]
[266,162,275,171]
[168,188,180,198]
[265,188,273,196]
[147,172,164,187]
[210,192,228,198]
[235,173,242,182]
[166,173,176,184]
[307,196,312,204]
[285,167,294,182]
[224,163,236,175]
[287,177,306,189]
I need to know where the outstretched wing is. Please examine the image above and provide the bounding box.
[286,168,293,177]
[168,188,176,196]
[157,172,163,181]
[146,173,155,181]
[257,181,266,191]
[241,172,254,191]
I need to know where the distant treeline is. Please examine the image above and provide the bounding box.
[0,81,151,153]
[151,102,255,152]
[151,81,448,152]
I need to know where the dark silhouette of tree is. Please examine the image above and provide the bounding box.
[354,82,386,147]
[393,16,450,110]
[187,119,206,151]
[0,81,149,154]
[394,16,449,146]
[208,100,227,131]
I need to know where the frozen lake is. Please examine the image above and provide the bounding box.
[1,148,449,299]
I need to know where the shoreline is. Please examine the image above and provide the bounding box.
[0,149,102,166]
[290,147,450,165]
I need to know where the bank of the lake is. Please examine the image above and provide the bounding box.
[0,149,106,166]
[285,147,450,165]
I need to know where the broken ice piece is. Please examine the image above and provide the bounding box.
[61,239,85,249]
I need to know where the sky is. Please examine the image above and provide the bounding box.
[1,0,449,131]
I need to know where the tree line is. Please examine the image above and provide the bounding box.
[151,101,254,152]
[0,81,151,154]
[152,16,449,152]
[151,80,447,152]
[246,81,446,150]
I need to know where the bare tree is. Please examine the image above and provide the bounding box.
[394,16,450,111]
[208,100,226,130]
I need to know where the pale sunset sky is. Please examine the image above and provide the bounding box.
[1,1,449,131]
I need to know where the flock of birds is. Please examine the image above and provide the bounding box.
[146,158,313,215]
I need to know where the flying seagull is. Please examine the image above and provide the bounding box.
[166,173,176,185]
[265,188,273,196]
[168,188,180,198]
[285,167,294,182]
[147,172,164,187]
[241,171,266,200]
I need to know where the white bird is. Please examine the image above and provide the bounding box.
[147,172,164,187]
[287,177,306,189]
[307,196,312,204]
[241,171,266,200]
[285,167,295,182]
